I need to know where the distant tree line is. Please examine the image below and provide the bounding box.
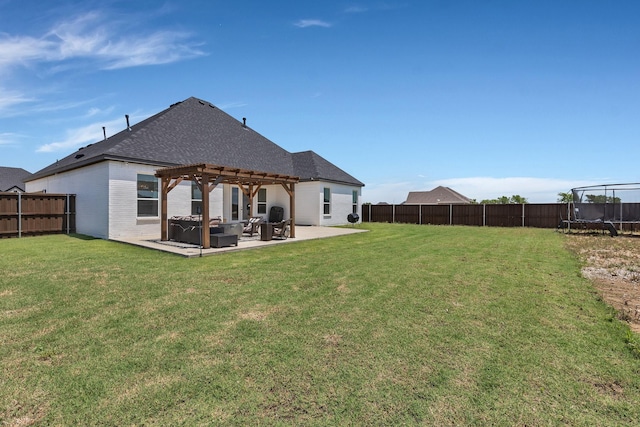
[367,192,621,206]
[557,192,621,203]
[475,195,529,204]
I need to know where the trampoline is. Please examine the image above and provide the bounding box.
[561,183,640,236]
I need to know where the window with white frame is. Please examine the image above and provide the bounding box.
[323,187,331,215]
[137,174,159,217]
[352,190,358,214]
[257,188,267,214]
[191,181,202,215]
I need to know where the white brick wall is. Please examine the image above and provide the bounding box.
[26,162,110,238]
[294,182,321,225]
[26,160,361,238]
[295,182,361,226]
[108,162,224,239]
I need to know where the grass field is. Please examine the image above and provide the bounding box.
[2,224,640,425]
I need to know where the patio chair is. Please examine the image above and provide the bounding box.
[271,219,291,240]
[242,216,263,237]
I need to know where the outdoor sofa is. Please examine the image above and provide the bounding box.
[168,215,222,245]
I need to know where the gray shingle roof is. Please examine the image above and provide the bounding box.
[30,97,294,179]
[0,167,32,192]
[28,97,363,187]
[292,150,364,187]
[405,186,471,204]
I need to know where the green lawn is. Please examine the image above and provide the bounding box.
[1,224,639,425]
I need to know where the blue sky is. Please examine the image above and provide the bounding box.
[1,0,638,203]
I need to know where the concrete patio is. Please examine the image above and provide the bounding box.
[114,225,367,258]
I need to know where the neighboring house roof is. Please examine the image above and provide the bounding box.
[292,150,364,186]
[28,97,363,187]
[0,167,32,192]
[405,186,471,204]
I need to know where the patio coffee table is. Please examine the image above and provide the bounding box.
[211,233,238,248]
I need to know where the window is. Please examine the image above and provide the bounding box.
[352,190,358,214]
[323,187,331,215]
[257,188,267,214]
[232,187,239,221]
[191,181,202,215]
[137,174,158,217]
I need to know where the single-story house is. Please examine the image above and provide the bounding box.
[0,167,32,193]
[404,186,471,204]
[26,97,364,241]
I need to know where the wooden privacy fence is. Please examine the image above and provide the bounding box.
[0,193,76,238]
[362,203,570,229]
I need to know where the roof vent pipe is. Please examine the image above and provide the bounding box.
[242,117,246,128]
[125,114,131,131]
[102,127,106,141]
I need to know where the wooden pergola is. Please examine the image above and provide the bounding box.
[155,163,299,249]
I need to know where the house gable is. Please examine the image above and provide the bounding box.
[292,150,364,187]
[405,186,471,204]
[0,167,32,192]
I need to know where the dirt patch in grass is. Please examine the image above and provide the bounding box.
[564,234,640,333]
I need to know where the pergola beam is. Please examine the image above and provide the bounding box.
[156,163,299,248]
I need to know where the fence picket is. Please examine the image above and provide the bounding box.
[362,203,569,229]
[0,193,76,238]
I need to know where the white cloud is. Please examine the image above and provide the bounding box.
[362,176,600,204]
[344,6,368,13]
[0,94,114,119]
[30,98,101,115]
[0,132,22,146]
[0,88,33,114]
[216,101,247,110]
[294,19,332,28]
[431,177,597,203]
[36,115,131,153]
[86,107,101,117]
[98,31,206,70]
[362,181,414,204]
[36,123,103,153]
[0,11,205,73]
[48,12,105,59]
[0,35,56,67]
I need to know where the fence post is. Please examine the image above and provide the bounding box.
[522,203,525,227]
[392,204,395,224]
[18,192,22,238]
[483,204,486,227]
[368,203,371,223]
[449,204,453,225]
[66,194,70,234]
[419,204,422,225]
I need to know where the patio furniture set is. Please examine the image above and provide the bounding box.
[168,207,290,248]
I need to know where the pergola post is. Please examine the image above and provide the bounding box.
[280,182,296,238]
[290,182,296,238]
[160,176,170,241]
[159,176,184,242]
[201,173,211,249]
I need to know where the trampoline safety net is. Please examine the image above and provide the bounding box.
[572,183,640,223]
